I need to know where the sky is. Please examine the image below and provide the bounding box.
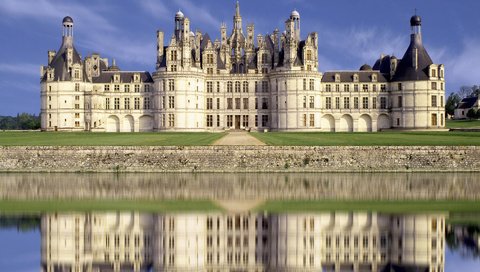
[1,0,480,115]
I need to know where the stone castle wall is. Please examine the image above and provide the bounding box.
[0,146,478,173]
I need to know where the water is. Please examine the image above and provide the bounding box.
[1,172,479,271]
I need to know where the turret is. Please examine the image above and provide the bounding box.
[290,10,301,41]
[62,16,74,47]
[174,10,185,40]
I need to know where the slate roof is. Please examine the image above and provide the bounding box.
[372,55,395,74]
[42,40,83,82]
[392,34,433,81]
[92,71,153,84]
[322,71,388,83]
[457,96,478,109]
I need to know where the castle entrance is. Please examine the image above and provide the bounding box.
[235,115,241,129]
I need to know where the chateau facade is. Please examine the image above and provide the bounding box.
[40,3,446,132]
[41,212,446,272]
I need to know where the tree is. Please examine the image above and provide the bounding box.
[466,108,477,119]
[476,109,480,119]
[445,93,461,116]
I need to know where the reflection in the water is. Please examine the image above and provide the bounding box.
[41,212,445,272]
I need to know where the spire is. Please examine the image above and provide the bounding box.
[233,0,242,31]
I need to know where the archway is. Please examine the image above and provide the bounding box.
[106,115,120,132]
[377,114,391,131]
[339,114,353,132]
[122,115,134,132]
[139,115,154,132]
[358,114,372,132]
[321,114,335,132]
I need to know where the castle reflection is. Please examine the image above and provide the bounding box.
[41,212,445,272]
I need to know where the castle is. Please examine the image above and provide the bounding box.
[42,212,445,272]
[40,2,445,132]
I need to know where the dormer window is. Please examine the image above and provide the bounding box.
[372,74,377,82]
[432,69,437,78]
[306,50,312,61]
[353,74,359,82]
[134,73,140,83]
[335,74,340,82]
[74,70,80,79]
[114,74,120,83]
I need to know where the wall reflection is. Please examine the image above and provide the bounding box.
[41,212,445,272]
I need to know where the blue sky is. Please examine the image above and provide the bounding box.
[1,0,479,115]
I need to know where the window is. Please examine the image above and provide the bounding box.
[381,84,387,92]
[309,79,314,91]
[432,69,437,77]
[168,96,175,109]
[362,84,368,92]
[114,85,120,92]
[144,85,149,93]
[354,84,359,92]
[104,85,110,92]
[309,114,314,127]
[75,113,80,118]
[217,98,220,109]
[243,81,249,93]
[124,85,130,92]
[227,115,233,127]
[75,83,80,92]
[380,97,387,109]
[168,79,175,91]
[262,98,268,109]
[143,97,150,109]
[255,115,258,127]
[398,96,403,107]
[344,97,350,109]
[207,98,213,109]
[354,97,359,109]
[303,79,307,90]
[235,81,241,93]
[227,81,233,93]
[242,115,249,127]
[440,96,444,107]
[398,83,403,91]
[306,50,312,61]
[217,115,220,127]
[373,85,377,92]
[235,98,241,109]
[262,81,269,92]
[362,97,369,109]
[432,82,437,90]
[168,114,175,127]
[262,115,269,127]
[206,115,213,127]
[372,97,377,109]
[227,98,233,110]
[325,84,331,92]
[303,96,307,108]
[134,98,140,109]
[243,98,249,109]
[325,97,332,109]
[217,82,220,92]
[124,98,130,109]
[112,98,119,110]
[303,114,307,127]
[335,84,340,92]
[134,85,140,93]
[344,84,350,92]
[255,98,258,110]
[206,54,214,64]
[75,95,80,101]
[309,96,314,109]
[431,95,437,107]
[335,97,340,109]
[170,50,177,61]
[207,81,213,93]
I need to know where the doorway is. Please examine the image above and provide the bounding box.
[235,115,241,129]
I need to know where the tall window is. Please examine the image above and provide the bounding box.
[380,97,387,109]
[75,83,80,92]
[207,98,213,110]
[168,80,175,91]
[362,97,369,109]
[372,97,377,109]
[343,97,350,109]
[431,114,438,126]
[303,79,307,90]
[227,81,233,93]
[325,84,331,92]
[206,115,213,127]
[354,84,359,92]
[354,97,359,109]
[124,85,130,92]
[114,98,120,110]
[206,54,214,64]
[362,84,368,92]
[104,85,110,92]
[262,98,268,109]
[262,81,269,92]
[243,81,249,93]
[398,96,403,107]
[344,84,350,92]
[168,96,175,109]
[170,50,177,61]
[325,97,332,109]
[134,85,140,93]
[235,98,241,109]
[243,98,249,109]
[235,81,241,93]
[207,82,213,93]
[168,114,175,127]
[227,98,233,109]
[217,98,220,109]
[432,82,437,90]
[335,84,340,92]
[134,98,140,109]
[262,115,269,127]
[309,96,315,109]
[306,50,312,61]
[114,85,120,92]
[124,98,130,110]
[335,97,340,109]
[143,97,150,109]
[309,114,315,127]
[431,95,437,107]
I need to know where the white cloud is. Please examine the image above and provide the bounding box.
[138,0,171,20]
[0,63,40,77]
[173,0,221,30]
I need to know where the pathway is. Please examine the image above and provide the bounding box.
[213,131,266,146]
[214,199,265,213]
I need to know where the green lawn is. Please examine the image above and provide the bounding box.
[446,119,480,128]
[257,200,480,213]
[0,200,221,213]
[0,132,225,146]
[251,131,480,146]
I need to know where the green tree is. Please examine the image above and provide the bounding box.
[466,108,477,119]
[476,109,480,119]
[445,93,461,116]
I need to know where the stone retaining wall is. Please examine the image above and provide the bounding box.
[0,146,478,172]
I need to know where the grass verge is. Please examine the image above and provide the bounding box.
[250,131,480,146]
[0,200,221,214]
[446,119,480,128]
[0,132,225,146]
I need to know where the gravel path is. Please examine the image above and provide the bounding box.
[213,131,266,146]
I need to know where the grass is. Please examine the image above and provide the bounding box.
[251,131,480,146]
[0,132,225,146]
[446,119,480,128]
[256,200,480,213]
[0,200,221,214]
